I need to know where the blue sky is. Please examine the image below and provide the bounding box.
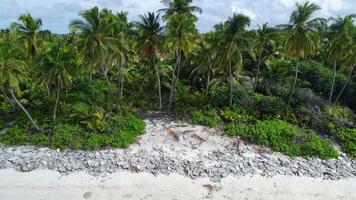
[0,0,355,33]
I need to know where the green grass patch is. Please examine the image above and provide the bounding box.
[225,119,338,159]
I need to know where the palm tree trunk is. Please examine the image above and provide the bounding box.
[334,64,355,103]
[153,54,162,110]
[100,64,113,95]
[89,63,93,81]
[119,56,125,100]
[53,86,60,121]
[168,47,181,112]
[254,53,262,92]
[45,83,51,96]
[329,60,337,103]
[229,58,233,106]
[205,56,212,97]
[10,89,40,131]
[288,57,299,104]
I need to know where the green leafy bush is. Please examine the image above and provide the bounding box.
[220,106,256,124]
[252,94,290,119]
[0,125,48,146]
[300,133,338,159]
[336,128,356,158]
[50,124,84,150]
[225,120,338,159]
[299,61,356,110]
[190,108,221,127]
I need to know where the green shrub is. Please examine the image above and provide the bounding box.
[336,128,356,158]
[299,61,356,110]
[220,106,256,123]
[190,108,221,127]
[0,125,48,146]
[252,94,290,119]
[225,120,338,159]
[300,133,338,159]
[50,124,84,150]
[112,114,145,133]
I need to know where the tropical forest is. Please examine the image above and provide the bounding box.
[0,0,355,160]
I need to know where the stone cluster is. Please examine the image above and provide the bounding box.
[0,116,355,182]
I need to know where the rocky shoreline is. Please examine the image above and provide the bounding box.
[0,116,355,182]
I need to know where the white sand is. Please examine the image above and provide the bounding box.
[0,169,355,200]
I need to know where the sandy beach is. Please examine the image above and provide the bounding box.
[0,168,355,200]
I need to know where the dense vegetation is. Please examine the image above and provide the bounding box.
[0,1,355,159]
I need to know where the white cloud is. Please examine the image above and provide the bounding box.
[0,0,354,33]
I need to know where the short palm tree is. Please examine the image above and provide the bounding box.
[327,14,355,102]
[69,7,118,83]
[159,0,202,19]
[334,43,355,103]
[38,41,77,121]
[11,13,42,59]
[0,41,40,130]
[253,23,275,91]
[190,31,219,96]
[279,2,321,104]
[218,14,250,106]
[136,12,164,109]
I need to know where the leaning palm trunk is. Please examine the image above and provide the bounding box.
[334,64,355,103]
[288,58,299,104]
[229,58,233,106]
[329,60,337,103]
[253,53,262,92]
[10,89,41,131]
[119,56,126,100]
[53,86,60,121]
[153,56,162,110]
[168,47,182,112]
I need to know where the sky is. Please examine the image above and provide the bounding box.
[0,0,355,33]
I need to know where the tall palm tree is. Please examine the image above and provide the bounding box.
[218,14,250,106]
[327,15,355,102]
[136,12,164,109]
[38,41,77,121]
[0,41,40,130]
[159,0,202,19]
[253,23,275,91]
[278,2,322,104]
[69,7,118,84]
[166,13,198,111]
[11,13,42,59]
[114,11,135,100]
[334,42,355,103]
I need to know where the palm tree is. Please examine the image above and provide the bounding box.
[278,2,321,104]
[69,7,118,84]
[136,12,164,109]
[190,31,219,96]
[159,0,202,19]
[114,11,135,100]
[38,41,77,121]
[166,13,198,111]
[11,13,42,59]
[0,41,40,130]
[334,43,355,103]
[327,15,355,102]
[218,14,250,106]
[253,23,275,91]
